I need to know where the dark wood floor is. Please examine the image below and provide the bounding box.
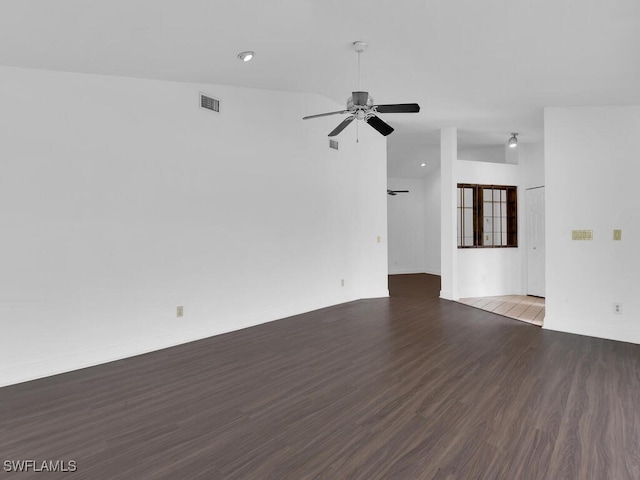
[2,274,640,479]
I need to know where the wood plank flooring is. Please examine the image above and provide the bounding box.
[1,273,639,479]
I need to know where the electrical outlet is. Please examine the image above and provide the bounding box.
[177,306,184,317]
[341,279,345,287]
[377,236,381,243]
[613,303,622,314]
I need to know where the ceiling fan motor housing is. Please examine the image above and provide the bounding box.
[351,91,371,107]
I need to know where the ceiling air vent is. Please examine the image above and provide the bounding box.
[329,139,339,150]
[200,93,220,113]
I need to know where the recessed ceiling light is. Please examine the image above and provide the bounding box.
[237,51,255,62]
[420,163,426,167]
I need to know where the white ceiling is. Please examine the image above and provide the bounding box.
[1,0,639,176]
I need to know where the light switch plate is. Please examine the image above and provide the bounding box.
[572,230,593,240]
[613,229,622,241]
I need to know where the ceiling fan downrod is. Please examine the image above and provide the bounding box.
[353,41,367,91]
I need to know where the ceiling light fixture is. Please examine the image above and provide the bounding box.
[237,51,254,62]
[421,163,426,167]
[508,133,518,148]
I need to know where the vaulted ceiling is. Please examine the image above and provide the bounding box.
[1,0,638,175]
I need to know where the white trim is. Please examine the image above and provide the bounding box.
[360,290,390,299]
[543,317,640,345]
[440,289,458,301]
[0,295,386,388]
[389,268,426,275]
[388,268,441,276]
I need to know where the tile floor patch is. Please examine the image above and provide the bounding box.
[458,295,545,326]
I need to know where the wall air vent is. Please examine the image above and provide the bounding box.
[200,93,220,113]
[329,139,339,150]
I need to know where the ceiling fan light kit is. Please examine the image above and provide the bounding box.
[303,41,420,139]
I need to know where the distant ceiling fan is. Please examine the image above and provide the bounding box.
[303,41,420,138]
[387,189,409,196]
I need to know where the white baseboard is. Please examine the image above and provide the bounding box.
[389,268,425,275]
[440,290,455,301]
[389,268,441,276]
[543,316,640,345]
[2,292,394,388]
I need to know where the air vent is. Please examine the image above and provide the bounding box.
[329,139,339,150]
[200,93,220,113]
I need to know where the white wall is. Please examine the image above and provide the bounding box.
[390,137,543,297]
[423,166,441,275]
[438,137,545,300]
[387,166,441,276]
[386,166,442,277]
[0,66,388,387]
[521,142,545,189]
[440,128,458,299]
[544,106,640,344]
[456,160,525,298]
[387,178,425,274]
[458,145,506,164]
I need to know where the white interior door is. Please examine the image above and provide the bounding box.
[526,187,545,297]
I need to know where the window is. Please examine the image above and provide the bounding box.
[457,184,517,248]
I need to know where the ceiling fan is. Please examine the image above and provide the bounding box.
[303,41,420,138]
[387,189,409,196]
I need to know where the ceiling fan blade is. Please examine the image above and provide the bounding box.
[352,91,369,106]
[374,103,421,114]
[366,115,394,136]
[328,116,355,137]
[303,110,349,120]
